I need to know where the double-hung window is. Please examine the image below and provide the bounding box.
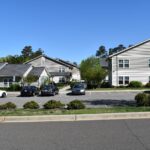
[119,60,129,68]
[119,76,129,85]
[124,60,129,68]
[119,76,123,85]
[149,59,150,68]
[124,76,129,85]
[119,60,123,68]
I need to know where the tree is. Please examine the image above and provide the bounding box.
[21,46,33,58]
[109,44,126,55]
[23,75,39,85]
[80,56,107,88]
[31,48,44,58]
[96,46,107,57]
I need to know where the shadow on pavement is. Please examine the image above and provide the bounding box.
[83,99,136,106]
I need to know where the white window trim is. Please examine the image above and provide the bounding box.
[118,76,130,85]
[148,59,150,68]
[118,59,130,69]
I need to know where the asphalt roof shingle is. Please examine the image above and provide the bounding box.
[28,67,45,77]
[0,64,31,76]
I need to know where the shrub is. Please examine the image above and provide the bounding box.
[129,81,143,88]
[70,82,79,89]
[23,101,40,109]
[145,83,150,88]
[8,84,21,91]
[67,100,85,109]
[101,82,111,88]
[43,100,64,109]
[135,93,149,106]
[0,102,16,110]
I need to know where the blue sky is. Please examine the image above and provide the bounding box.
[0,0,150,63]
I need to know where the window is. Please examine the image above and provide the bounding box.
[119,60,129,68]
[125,76,129,85]
[119,60,123,68]
[124,60,129,68]
[149,59,150,67]
[9,79,13,86]
[149,76,150,83]
[4,79,8,87]
[119,76,129,85]
[59,67,65,72]
[119,76,123,85]
[59,77,65,83]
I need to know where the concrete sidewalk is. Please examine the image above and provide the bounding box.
[1,112,150,123]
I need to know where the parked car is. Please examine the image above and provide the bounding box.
[0,90,7,98]
[41,84,59,96]
[20,86,39,96]
[71,83,86,95]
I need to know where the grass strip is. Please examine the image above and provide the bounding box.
[0,107,150,116]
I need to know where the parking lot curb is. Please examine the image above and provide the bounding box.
[1,112,150,123]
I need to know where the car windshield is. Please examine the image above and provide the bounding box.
[23,86,36,90]
[43,85,52,90]
[73,84,84,88]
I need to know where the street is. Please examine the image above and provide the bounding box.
[0,91,139,108]
[0,119,150,150]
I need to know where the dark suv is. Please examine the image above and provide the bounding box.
[41,84,59,96]
[21,86,39,96]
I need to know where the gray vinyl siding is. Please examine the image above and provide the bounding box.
[111,41,150,86]
[27,56,71,73]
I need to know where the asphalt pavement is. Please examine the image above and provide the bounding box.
[0,119,150,150]
[0,91,139,108]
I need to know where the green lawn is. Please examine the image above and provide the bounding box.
[0,107,150,116]
[87,88,150,91]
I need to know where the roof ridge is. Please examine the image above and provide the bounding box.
[109,39,150,58]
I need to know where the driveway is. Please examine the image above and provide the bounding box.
[0,91,139,108]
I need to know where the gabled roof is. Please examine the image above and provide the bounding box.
[55,58,78,68]
[0,62,7,70]
[109,39,150,58]
[0,64,31,77]
[28,67,46,77]
[24,55,76,69]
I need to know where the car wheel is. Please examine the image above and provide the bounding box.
[2,92,6,98]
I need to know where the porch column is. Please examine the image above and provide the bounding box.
[13,76,16,82]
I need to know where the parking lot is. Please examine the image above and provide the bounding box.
[0,91,139,108]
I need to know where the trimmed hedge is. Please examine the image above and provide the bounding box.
[9,84,21,91]
[145,83,150,88]
[0,102,16,110]
[129,81,142,88]
[23,101,40,109]
[101,82,111,88]
[67,100,85,109]
[43,100,64,109]
[135,93,150,106]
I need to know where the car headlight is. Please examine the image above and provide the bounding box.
[80,89,84,92]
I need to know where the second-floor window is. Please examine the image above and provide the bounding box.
[119,60,129,68]
[59,67,65,72]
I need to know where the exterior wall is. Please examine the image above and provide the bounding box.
[0,76,21,87]
[38,70,49,86]
[27,56,71,73]
[27,56,81,82]
[71,67,81,81]
[111,41,150,86]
